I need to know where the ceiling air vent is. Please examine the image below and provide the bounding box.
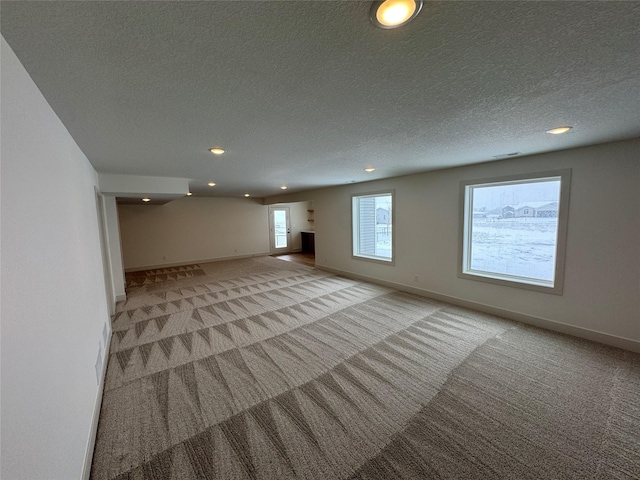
[492,152,520,159]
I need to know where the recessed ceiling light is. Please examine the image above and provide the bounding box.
[209,147,225,155]
[142,197,151,202]
[371,0,423,29]
[186,192,193,196]
[364,167,376,172]
[546,126,573,135]
[207,182,216,187]
[244,193,250,197]
[280,186,288,190]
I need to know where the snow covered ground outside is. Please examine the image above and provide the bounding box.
[374,225,392,259]
[469,217,558,281]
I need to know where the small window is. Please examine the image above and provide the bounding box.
[352,191,394,264]
[459,170,570,294]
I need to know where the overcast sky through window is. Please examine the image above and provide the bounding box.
[473,179,561,211]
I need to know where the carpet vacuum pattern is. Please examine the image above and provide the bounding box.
[91,257,640,480]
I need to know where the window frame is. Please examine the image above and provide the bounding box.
[352,190,395,265]
[458,169,571,295]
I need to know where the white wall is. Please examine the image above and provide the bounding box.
[266,139,640,350]
[1,37,111,479]
[118,196,271,270]
[118,198,314,270]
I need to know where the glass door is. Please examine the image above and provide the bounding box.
[269,206,291,254]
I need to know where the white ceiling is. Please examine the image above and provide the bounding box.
[2,1,639,198]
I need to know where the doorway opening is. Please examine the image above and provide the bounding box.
[268,201,315,267]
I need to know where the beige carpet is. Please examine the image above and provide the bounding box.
[91,256,640,480]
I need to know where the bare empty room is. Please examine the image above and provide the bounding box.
[1,2,639,479]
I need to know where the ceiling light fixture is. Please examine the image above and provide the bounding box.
[364,167,376,172]
[207,182,216,187]
[142,197,151,202]
[209,147,225,155]
[546,126,573,135]
[280,186,288,190]
[371,0,423,29]
[244,193,250,197]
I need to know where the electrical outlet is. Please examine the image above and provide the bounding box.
[414,275,419,283]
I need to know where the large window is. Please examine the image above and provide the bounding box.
[352,191,394,263]
[459,170,570,294]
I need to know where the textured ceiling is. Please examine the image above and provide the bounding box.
[2,1,639,198]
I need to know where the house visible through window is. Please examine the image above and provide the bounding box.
[459,170,570,294]
[352,191,394,263]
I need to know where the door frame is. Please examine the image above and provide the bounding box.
[94,187,115,315]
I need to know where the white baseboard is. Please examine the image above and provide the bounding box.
[81,324,112,480]
[124,252,271,272]
[317,264,640,354]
